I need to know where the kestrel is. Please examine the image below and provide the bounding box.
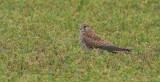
[79,24,131,53]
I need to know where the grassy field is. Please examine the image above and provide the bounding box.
[0,0,160,82]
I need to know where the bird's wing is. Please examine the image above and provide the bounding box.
[82,32,112,48]
[83,35,131,52]
[83,31,104,41]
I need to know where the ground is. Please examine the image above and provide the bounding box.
[0,0,160,82]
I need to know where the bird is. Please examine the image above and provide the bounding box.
[79,24,131,53]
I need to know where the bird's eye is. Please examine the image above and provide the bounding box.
[83,26,86,29]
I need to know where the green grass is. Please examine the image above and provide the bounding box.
[0,0,160,82]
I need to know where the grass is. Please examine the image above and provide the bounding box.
[0,0,160,82]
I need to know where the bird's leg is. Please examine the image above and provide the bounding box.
[99,49,105,53]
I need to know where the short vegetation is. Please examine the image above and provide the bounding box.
[0,0,160,82]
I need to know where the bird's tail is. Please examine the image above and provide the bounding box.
[98,45,131,53]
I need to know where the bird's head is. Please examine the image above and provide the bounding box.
[80,24,92,32]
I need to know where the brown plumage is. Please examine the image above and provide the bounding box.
[79,24,131,53]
